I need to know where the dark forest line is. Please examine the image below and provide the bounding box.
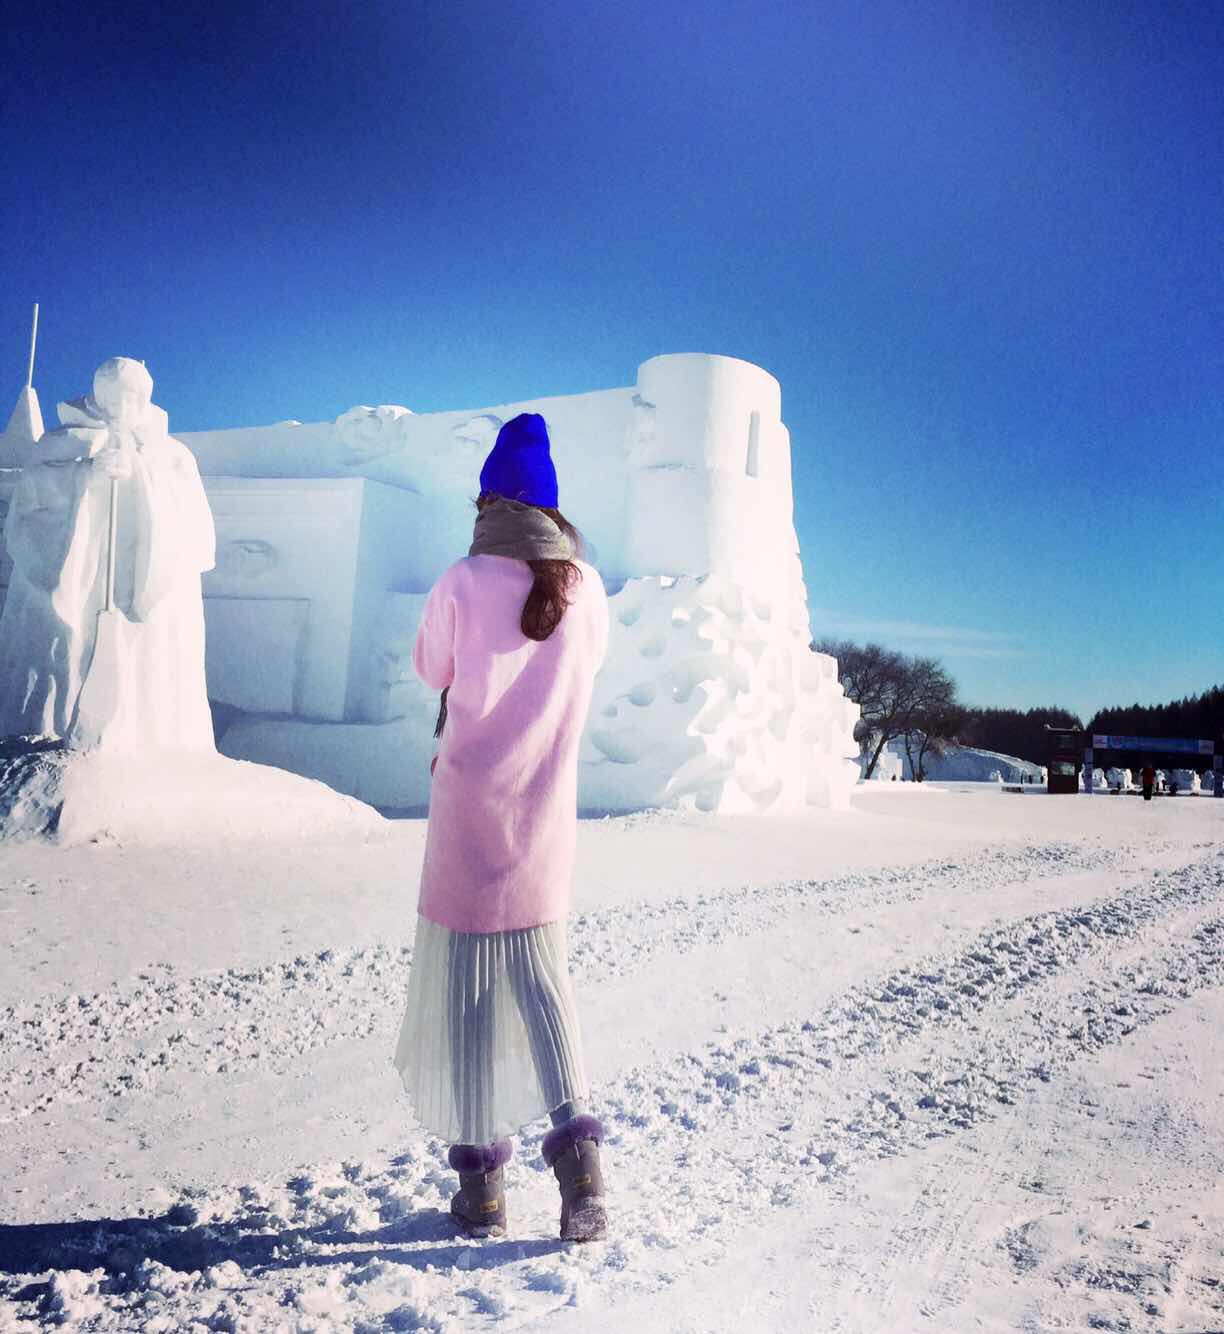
[964,686,1224,768]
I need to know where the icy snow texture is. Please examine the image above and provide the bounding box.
[176,354,861,814]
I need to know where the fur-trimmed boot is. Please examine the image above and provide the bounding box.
[542,1114,607,1242]
[447,1139,512,1237]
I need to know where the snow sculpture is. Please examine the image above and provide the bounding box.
[0,359,216,749]
[584,355,859,812]
[171,353,862,814]
[622,356,796,585]
[1169,768,1198,794]
[1104,767,1131,791]
[861,742,902,781]
[0,360,386,845]
[334,403,415,467]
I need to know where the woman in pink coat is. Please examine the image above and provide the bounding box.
[393,412,610,1242]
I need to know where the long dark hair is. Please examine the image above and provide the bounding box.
[475,492,583,641]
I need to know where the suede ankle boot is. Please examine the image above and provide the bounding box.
[447,1139,511,1237]
[542,1114,607,1242]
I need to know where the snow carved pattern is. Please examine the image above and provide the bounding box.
[580,570,859,813]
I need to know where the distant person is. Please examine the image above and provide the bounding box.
[392,413,611,1242]
[1141,763,1156,801]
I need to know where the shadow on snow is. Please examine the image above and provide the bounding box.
[1,1204,564,1298]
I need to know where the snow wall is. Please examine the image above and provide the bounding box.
[2,354,861,814]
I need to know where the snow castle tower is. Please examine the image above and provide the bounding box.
[583,354,859,813]
[624,354,793,583]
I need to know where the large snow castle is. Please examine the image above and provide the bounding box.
[0,353,860,813]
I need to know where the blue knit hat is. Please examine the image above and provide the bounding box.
[479,413,558,508]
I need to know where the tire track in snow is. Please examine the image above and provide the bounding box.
[584,862,1224,1320]
[0,841,1124,1122]
[3,853,1222,1331]
[593,852,1224,1152]
[567,840,1123,978]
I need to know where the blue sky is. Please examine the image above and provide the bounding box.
[3,0,1220,723]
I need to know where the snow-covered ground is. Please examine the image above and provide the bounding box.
[1,788,1222,1331]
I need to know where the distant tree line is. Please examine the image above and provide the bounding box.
[957,706,1083,767]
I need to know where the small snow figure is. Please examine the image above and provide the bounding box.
[0,358,216,749]
[392,413,611,1243]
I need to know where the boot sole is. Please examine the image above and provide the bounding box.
[450,1203,506,1239]
[452,1218,506,1239]
[561,1198,607,1243]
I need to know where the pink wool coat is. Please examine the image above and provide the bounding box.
[413,554,609,933]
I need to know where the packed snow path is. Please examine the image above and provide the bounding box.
[0,787,1222,1331]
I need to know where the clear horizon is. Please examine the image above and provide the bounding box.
[4,0,1220,725]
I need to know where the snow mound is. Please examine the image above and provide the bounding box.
[0,742,385,846]
[882,742,1044,784]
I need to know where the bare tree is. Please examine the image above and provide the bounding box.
[814,639,960,779]
[906,700,971,780]
[814,640,905,778]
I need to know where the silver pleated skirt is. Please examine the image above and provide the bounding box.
[393,913,589,1145]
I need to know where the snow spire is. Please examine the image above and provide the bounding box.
[0,304,45,468]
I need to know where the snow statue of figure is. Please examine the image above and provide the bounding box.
[0,358,382,845]
[0,357,216,750]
